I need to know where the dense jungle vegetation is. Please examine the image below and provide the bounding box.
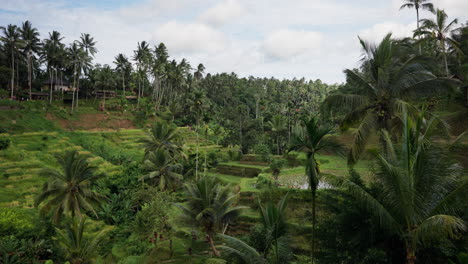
[0,1,467,263]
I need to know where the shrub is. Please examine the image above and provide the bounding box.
[269,158,287,180]
[0,135,10,150]
[0,208,36,238]
[253,143,271,162]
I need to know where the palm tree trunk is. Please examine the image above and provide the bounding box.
[49,69,53,104]
[76,64,80,110]
[10,51,14,99]
[122,72,125,96]
[311,189,316,263]
[72,63,77,113]
[416,8,421,54]
[28,54,32,100]
[207,234,220,257]
[406,245,416,264]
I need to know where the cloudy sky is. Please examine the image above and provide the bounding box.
[1,0,467,83]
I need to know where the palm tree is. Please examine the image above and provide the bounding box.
[325,111,467,264]
[77,33,97,57]
[323,34,450,165]
[416,9,461,76]
[400,0,434,53]
[20,21,40,100]
[140,148,183,190]
[41,30,64,104]
[259,193,289,264]
[177,177,246,256]
[194,63,205,81]
[74,33,96,109]
[113,53,130,96]
[139,120,184,159]
[133,41,151,106]
[217,234,267,264]
[68,42,85,112]
[54,216,110,264]
[35,150,106,223]
[289,117,343,262]
[268,115,287,155]
[0,24,22,99]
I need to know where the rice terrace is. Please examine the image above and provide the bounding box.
[0,0,467,263]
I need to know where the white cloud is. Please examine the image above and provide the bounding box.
[359,22,416,42]
[1,0,467,84]
[263,29,324,59]
[152,21,227,54]
[198,0,244,26]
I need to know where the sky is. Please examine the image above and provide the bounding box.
[1,0,467,84]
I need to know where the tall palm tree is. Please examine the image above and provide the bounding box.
[323,34,450,165]
[289,117,343,262]
[139,120,184,159]
[41,30,64,104]
[20,21,40,100]
[177,177,246,256]
[55,216,110,264]
[77,33,97,57]
[268,115,287,155]
[400,0,434,53]
[0,24,22,99]
[326,111,467,264]
[140,148,183,190]
[133,41,151,106]
[74,33,96,109]
[194,63,205,81]
[416,9,461,76]
[35,150,106,223]
[113,53,130,96]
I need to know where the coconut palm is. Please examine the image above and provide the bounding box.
[77,33,97,57]
[217,234,267,264]
[177,177,246,256]
[400,0,434,53]
[54,216,110,264]
[259,193,290,264]
[20,21,40,100]
[140,148,183,190]
[288,117,343,262]
[416,9,461,76]
[323,33,450,165]
[325,111,467,264]
[35,150,106,223]
[0,24,23,99]
[133,41,151,106]
[268,115,287,155]
[139,120,185,159]
[113,53,131,96]
[41,30,64,103]
[194,63,205,81]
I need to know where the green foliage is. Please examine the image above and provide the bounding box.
[0,134,10,150]
[54,217,110,264]
[253,143,272,162]
[133,189,175,238]
[35,150,107,223]
[269,158,287,180]
[0,208,35,238]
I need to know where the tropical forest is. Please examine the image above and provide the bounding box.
[0,0,467,263]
